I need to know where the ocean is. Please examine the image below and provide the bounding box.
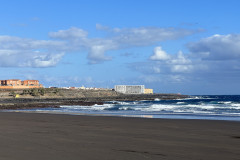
[19,95,240,121]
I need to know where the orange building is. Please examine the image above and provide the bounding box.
[0,79,43,89]
[1,79,22,86]
[22,80,40,86]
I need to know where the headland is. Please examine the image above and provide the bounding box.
[0,88,188,110]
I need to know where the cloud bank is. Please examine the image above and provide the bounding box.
[131,47,194,76]
[0,26,197,67]
[3,26,238,72]
[188,34,240,60]
[132,34,240,84]
[0,36,65,67]
[48,26,197,64]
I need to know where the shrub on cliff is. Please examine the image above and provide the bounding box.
[22,89,29,95]
[30,88,39,96]
[39,88,45,96]
[9,91,17,97]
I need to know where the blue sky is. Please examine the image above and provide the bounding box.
[0,0,240,95]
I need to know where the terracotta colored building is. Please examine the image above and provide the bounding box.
[0,79,43,89]
[1,79,22,86]
[22,80,40,86]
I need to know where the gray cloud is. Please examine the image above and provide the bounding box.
[23,52,64,68]
[111,27,196,47]
[188,34,240,60]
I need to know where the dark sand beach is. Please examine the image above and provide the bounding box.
[0,112,239,160]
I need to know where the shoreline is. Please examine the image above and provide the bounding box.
[0,93,188,110]
[3,109,240,121]
[4,109,240,122]
[0,112,239,160]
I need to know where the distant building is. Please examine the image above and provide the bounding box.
[79,86,85,89]
[1,79,21,86]
[22,80,40,86]
[0,79,43,89]
[144,88,153,94]
[114,85,145,94]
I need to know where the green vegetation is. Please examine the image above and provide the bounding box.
[9,91,17,97]
[31,88,39,96]
[22,88,45,96]
[39,88,45,96]
[53,88,59,94]
[21,88,60,97]
[22,89,29,95]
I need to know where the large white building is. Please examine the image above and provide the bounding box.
[114,85,145,94]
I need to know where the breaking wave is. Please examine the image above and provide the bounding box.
[57,96,240,117]
[18,95,240,121]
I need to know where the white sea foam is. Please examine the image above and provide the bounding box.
[60,104,114,111]
[223,101,232,104]
[58,100,240,114]
[119,107,131,110]
[12,95,240,122]
[116,101,131,105]
[218,101,232,104]
[181,96,215,100]
[132,103,222,113]
[221,112,240,116]
[55,96,240,117]
[231,103,240,107]
[177,102,185,104]
[191,110,214,114]
[135,104,182,112]
[186,104,216,109]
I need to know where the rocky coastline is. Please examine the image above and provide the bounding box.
[0,89,189,110]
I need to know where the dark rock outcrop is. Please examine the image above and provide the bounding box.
[0,89,188,110]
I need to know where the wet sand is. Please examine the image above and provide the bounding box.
[0,112,239,160]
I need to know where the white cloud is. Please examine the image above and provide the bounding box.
[0,36,65,67]
[86,39,117,64]
[169,51,193,73]
[132,34,240,85]
[148,47,193,74]
[152,66,161,73]
[49,27,88,39]
[0,25,198,67]
[112,27,197,47]
[87,45,112,64]
[169,75,186,82]
[49,26,198,63]
[0,36,66,50]
[171,64,193,73]
[96,24,109,31]
[23,53,64,68]
[169,51,191,64]
[150,46,170,60]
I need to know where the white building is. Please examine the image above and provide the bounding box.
[114,85,145,94]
